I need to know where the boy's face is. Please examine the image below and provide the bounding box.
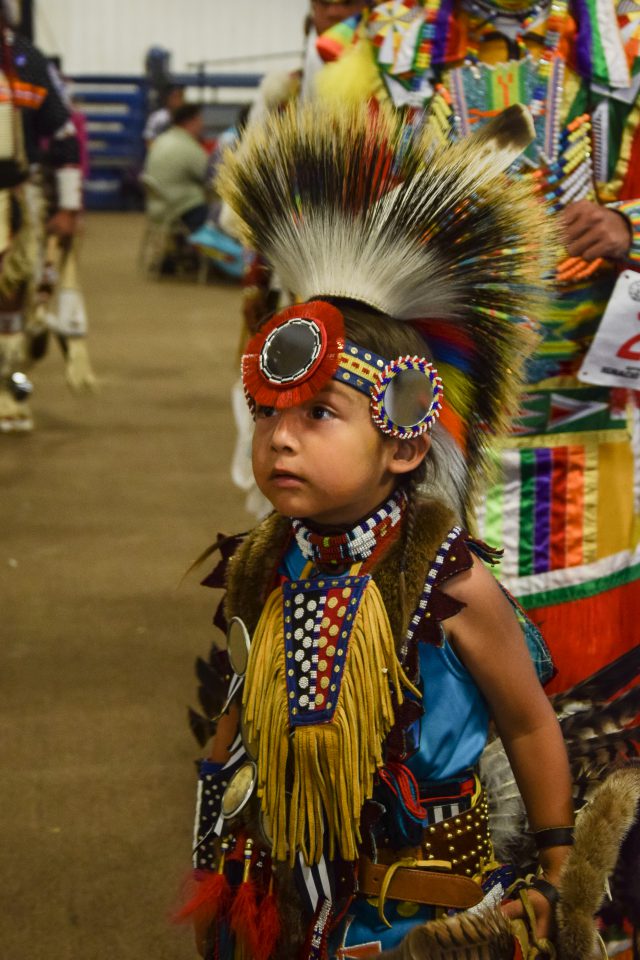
[252,380,426,526]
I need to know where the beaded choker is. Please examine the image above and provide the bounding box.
[292,490,407,566]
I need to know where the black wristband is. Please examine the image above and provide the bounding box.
[533,826,574,850]
[530,876,560,909]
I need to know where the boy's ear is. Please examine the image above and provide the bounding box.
[388,433,431,475]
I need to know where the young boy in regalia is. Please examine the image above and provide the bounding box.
[178,101,640,960]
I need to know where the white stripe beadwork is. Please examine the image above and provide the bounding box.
[404,525,463,648]
[292,491,406,564]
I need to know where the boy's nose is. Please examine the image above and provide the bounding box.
[270,409,298,451]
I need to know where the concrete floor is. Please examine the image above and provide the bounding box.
[1,213,249,959]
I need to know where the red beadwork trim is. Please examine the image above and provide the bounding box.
[242,301,345,409]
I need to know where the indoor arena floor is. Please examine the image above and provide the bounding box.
[1,213,250,959]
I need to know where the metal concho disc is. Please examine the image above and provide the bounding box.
[226,616,251,677]
[259,318,322,385]
[221,760,257,820]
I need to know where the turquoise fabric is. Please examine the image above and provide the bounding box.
[407,639,489,782]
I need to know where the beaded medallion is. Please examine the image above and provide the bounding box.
[447,55,561,163]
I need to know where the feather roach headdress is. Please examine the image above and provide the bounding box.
[218,100,556,522]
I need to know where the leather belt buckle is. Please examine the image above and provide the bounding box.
[358,854,484,925]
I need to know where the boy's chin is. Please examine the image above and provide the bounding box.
[260,486,308,518]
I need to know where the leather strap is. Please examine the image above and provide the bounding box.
[533,826,574,850]
[530,876,560,908]
[358,856,484,909]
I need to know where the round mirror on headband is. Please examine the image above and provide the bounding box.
[260,318,322,384]
[221,760,257,820]
[384,368,436,428]
[226,617,251,677]
[371,357,443,439]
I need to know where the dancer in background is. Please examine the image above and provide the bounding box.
[0,0,94,431]
[316,0,640,690]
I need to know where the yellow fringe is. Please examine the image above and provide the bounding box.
[242,579,419,865]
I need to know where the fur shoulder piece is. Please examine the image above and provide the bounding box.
[223,512,291,634]
[222,498,464,649]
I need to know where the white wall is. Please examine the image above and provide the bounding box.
[34,0,309,76]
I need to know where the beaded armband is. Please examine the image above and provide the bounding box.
[608,200,640,266]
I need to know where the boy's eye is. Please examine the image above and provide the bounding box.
[255,405,276,419]
[310,404,333,420]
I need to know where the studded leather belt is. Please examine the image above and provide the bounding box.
[357,856,483,911]
[357,779,492,923]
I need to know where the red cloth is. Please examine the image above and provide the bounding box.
[528,577,640,694]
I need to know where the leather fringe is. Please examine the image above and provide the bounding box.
[243,578,419,864]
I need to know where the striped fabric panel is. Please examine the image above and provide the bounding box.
[422,797,471,826]
[519,449,536,577]
[518,446,590,576]
[533,448,552,575]
[564,446,586,567]
[549,447,569,569]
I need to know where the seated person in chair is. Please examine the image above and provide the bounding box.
[143,103,209,232]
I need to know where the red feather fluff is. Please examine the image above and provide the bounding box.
[173,870,231,926]
[255,889,282,960]
[229,878,260,956]
[242,300,345,409]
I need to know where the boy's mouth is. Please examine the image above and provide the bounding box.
[270,468,304,487]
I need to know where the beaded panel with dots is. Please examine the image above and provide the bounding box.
[193,759,230,870]
[283,575,371,726]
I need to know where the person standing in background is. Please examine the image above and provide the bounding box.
[0,0,91,431]
[143,83,185,148]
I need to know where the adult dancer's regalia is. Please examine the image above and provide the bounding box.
[315,0,640,691]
